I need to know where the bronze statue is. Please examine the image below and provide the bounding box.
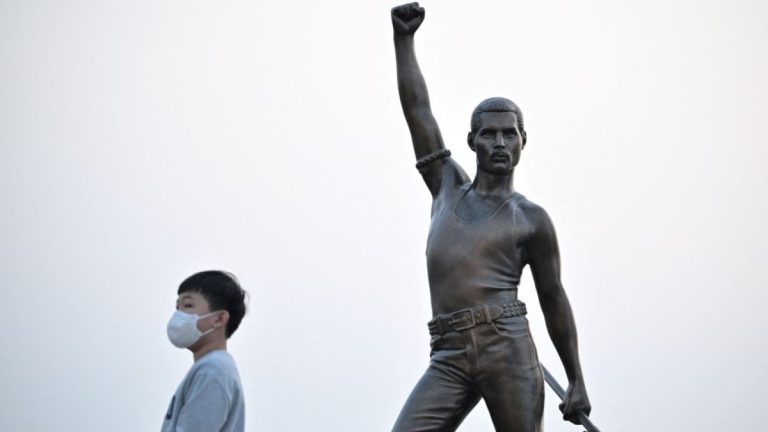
[390,3,592,431]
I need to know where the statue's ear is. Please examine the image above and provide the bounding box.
[467,132,476,152]
[521,130,527,149]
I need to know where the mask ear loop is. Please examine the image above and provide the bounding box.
[197,310,224,336]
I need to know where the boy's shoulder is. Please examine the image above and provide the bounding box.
[187,351,241,387]
[196,350,238,372]
[197,350,236,366]
[164,350,244,432]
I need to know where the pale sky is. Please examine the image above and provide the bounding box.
[1,0,767,431]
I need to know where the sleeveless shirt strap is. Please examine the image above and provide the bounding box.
[510,192,526,206]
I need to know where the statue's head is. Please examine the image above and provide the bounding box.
[467,97,527,173]
[468,97,527,147]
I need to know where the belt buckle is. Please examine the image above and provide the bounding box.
[448,308,476,331]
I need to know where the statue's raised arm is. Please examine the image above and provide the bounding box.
[393,3,460,196]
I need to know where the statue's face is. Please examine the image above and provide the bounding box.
[471,111,523,174]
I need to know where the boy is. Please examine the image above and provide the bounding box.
[162,270,247,432]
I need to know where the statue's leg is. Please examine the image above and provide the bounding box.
[392,332,480,432]
[476,315,544,432]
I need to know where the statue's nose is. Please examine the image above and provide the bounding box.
[493,133,506,148]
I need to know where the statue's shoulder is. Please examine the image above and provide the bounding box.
[511,195,553,228]
[419,156,468,181]
[421,156,471,199]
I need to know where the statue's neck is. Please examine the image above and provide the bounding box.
[472,168,515,197]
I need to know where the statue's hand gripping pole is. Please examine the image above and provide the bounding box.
[541,365,602,432]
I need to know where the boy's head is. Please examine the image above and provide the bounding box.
[177,270,247,338]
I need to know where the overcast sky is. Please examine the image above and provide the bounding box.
[1,0,767,431]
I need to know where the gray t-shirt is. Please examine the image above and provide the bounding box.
[162,350,244,432]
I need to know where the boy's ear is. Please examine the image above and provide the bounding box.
[215,310,230,327]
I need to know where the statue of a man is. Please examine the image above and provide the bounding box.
[390,3,591,431]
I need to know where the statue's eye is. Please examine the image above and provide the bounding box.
[480,131,494,138]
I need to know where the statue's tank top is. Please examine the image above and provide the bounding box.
[426,183,530,314]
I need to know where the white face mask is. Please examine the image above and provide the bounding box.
[166,310,218,348]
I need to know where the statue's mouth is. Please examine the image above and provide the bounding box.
[491,152,509,162]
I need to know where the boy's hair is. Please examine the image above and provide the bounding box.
[178,270,247,338]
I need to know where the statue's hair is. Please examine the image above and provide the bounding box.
[469,97,527,145]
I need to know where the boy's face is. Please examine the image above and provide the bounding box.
[176,291,217,334]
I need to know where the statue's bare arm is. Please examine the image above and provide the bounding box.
[526,205,592,425]
[392,3,448,195]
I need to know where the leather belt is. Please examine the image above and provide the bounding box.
[427,301,527,336]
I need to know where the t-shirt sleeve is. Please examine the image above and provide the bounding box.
[175,370,231,432]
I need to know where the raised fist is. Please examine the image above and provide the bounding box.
[391,2,425,36]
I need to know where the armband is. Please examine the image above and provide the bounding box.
[415,149,451,169]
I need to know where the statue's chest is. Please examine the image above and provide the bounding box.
[426,195,528,264]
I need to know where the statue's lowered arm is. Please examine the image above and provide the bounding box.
[527,207,593,425]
